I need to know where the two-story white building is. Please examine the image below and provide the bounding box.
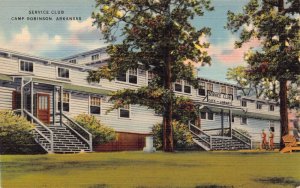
[0,47,280,153]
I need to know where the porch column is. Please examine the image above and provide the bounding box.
[229,109,232,137]
[20,78,24,116]
[60,86,63,126]
[221,109,224,136]
[31,81,34,123]
[52,86,56,126]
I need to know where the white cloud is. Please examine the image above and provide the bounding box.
[68,17,96,33]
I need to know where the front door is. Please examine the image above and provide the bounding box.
[37,93,50,124]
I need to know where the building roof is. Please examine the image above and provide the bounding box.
[197,77,240,88]
[61,47,108,61]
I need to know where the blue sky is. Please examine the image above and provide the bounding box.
[0,0,255,82]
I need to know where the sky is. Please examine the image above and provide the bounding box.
[0,0,259,82]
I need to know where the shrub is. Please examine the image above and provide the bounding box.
[0,110,44,154]
[151,121,195,150]
[74,114,117,146]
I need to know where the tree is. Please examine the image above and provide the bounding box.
[90,0,213,151]
[226,66,279,100]
[227,0,300,149]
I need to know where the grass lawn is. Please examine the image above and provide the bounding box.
[1,151,300,188]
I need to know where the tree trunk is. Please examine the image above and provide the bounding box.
[279,79,289,150]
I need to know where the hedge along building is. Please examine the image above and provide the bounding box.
[0,47,280,153]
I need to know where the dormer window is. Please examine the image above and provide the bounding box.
[256,103,263,110]
[198,82,206,96]
[241,100,247,107]
[19,60,34,73]
[128,68,137,84]
[91,54,99,61]
[207,83,213,91]
[116,68,138,84]
[220,85,226,94]
[227,87,233,95]
[69,59,77,64]
[57,67,70,79]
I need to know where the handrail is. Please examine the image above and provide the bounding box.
[23,109,54,152]
[62,113,93,152]
[232,128,252,148]
[188,121,212,149]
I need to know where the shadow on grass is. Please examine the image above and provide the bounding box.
[88,184,108,188]
[195,184,233,188]
[255,177,300,187]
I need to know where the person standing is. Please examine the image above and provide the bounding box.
[260,129,268,150]
[269,130,274,150]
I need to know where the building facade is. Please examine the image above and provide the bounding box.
[0,48,280,152]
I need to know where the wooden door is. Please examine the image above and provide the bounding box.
[37,93,50,124]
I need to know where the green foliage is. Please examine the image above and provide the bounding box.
[151,121,195,150]
[226,0,300,82]
[89,0,213,120]
[74,114,117,145]
[0,110,44,154]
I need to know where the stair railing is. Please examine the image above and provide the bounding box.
[61,113,93,152]
[188,121,212,150]
[232,128,252,149]
[23,109,54,153]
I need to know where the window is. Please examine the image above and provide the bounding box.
[116,72,127,82]
[231,115,235,123]
[200,112,206,119]
[90,97,101,115]
[119,104,130,118]
[116,68,138,84]
[207,112,214,120]
[58,93,70,112]
[69,59,77,64]
[269,104,274,111]
[241,100,247,107]
[184,81,191,94]
[174,80,182,92]
[220,85,226,94]
[269,121,275,132]
[20,60,34,73]
[256,103,262,109]
[91,54,99,61]
[227,87,233,95]
[57,67,70,79]
[128,68,137,84]
[207,83,213,91]
[198,82,206,96]
[241,117,247,125]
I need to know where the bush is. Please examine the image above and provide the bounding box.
[0,110,44,154]
[151,121,195,150]
[74,114,117,146]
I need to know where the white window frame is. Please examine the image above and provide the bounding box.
[220,85,226,94]
[200,112,206,119]
[256,102,263,110]
[207,112,214,121]
[128,68,138,84]
[69,59,77,64]
[174,80,183,92]
[269,120,275,132]
[197,82,206,96]
[241,117,248,125]
[115,68,138,85]
[183,81,192,94]
[91,54,100,61]
[19,59,34,73]
[207,83,213,91]
[119,104,131,119]
[90,97,102,115]
[269,104,275,111]
[58,92,71,112]
[227,87,234,95]
[57,66,70,79]
[241,100,247,107]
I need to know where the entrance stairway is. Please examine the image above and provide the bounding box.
[23,109,92,153]
[189,122,252,151]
